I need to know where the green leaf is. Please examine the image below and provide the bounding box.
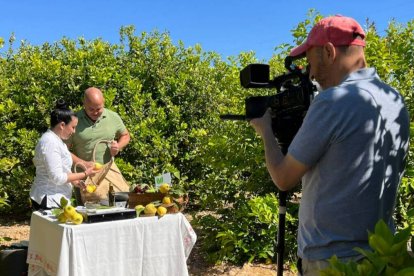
[393,226,411,244]
[60,196,68,208]
[375,220,394,244]
[51,208,63,217]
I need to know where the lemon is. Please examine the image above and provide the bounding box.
[86,184,97,193]
[72,212,84,225]
[64,205,77,220]
[162,196,172,205]
[135,204,145,216]
[57,213,67,223]
[144,203,157,215]
[135,204,145,210]
[157,206,167,217]
[94,162,103,170]
[159,183,170,194]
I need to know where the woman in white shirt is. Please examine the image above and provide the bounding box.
[30,100,96,210]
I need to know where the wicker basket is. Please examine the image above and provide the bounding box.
[74,140,130,204]
[172,194,189,212]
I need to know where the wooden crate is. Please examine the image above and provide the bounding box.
[127,192,164,209]
[128,192,189,214]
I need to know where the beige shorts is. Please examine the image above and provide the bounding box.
[298,255,364,276]
[298,259,330,276]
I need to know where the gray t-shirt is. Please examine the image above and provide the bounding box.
[288,68,410,260]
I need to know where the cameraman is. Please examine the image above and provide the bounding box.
[250,15,409,275]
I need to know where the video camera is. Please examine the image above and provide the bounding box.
[220,56,317,148]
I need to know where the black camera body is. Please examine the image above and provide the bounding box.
[219,57,316,272]
[222,57,316,148]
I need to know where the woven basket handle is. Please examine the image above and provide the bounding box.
[74,162,87,173]
[73,162,96,186]
[92,139,113,163]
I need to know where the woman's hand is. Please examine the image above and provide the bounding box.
[72,180,86,190]
[83,161,95,169]
[85,167,97,178]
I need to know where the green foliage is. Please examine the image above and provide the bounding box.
[195,193,298,265]
[364,22,414,231]
[0,10,413,269]
[320,215,414,276]
[0,26,238,214]
[0,236,12,243]
[0,194,9,209]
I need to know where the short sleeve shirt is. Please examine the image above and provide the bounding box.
[288,68,410,260]
[67,108,127,164]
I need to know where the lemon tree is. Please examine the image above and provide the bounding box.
[0,9,412,268]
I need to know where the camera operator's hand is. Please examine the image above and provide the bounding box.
[250,108,274,138]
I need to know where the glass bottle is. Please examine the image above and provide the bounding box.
[108,183,115,207]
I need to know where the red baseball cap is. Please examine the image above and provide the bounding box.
[290,15,366,57]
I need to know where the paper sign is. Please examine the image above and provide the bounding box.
[154,172,172,188]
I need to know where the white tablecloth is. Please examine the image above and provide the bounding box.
[26,211,197,276]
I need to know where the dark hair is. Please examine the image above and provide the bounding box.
[50,99,76,128]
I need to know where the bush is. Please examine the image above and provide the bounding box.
[0,10,413,268]
[321,210,414,275]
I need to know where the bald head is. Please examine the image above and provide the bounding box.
[83,87,105,122]
[84,87,104,104]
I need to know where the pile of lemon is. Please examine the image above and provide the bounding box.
[135,203,167,217]
[135,183,173,218]
[54,197,83,225]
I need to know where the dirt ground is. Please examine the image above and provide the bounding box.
[0,215,296,276]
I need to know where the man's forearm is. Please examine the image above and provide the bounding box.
[117,131,130,151]
[250,110,306,191]
[262,132,306,191]
[261,131,286,189]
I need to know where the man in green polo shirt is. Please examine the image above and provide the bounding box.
[67,87,131,167]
